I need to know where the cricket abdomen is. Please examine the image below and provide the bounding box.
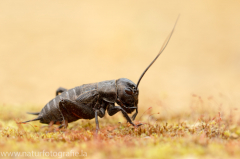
[39,84,97,124]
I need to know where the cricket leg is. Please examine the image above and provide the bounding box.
[58,99,95,128]
[107,104,143,127]
[95,110,100,134]
[116,98,138,121]
[131,109,138,121]
[56,87,67,96]
[96,107,105,118]
[47,121,55,132]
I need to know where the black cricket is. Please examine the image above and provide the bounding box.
[22,17,179,133]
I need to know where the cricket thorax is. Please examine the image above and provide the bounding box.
[97,80,117,103]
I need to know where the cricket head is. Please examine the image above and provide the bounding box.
[116,78,139,117]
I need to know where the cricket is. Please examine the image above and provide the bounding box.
[1,1,239,158]
[22,17,179,133]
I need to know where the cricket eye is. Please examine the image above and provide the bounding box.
[125,88,133,95]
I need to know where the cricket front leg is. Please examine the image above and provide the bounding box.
[131,109,138,121]
[107,104,142,127]
[116,98,138,121]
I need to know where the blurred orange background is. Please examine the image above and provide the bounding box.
[0,0,240,114]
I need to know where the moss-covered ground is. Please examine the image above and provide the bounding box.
[0,95,240,159]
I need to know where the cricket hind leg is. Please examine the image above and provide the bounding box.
[56,87,67,96]
[40,121,56,132]
[58,99,95,128]
[39,121,65,133]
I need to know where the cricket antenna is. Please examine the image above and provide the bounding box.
[136,15,180,89]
